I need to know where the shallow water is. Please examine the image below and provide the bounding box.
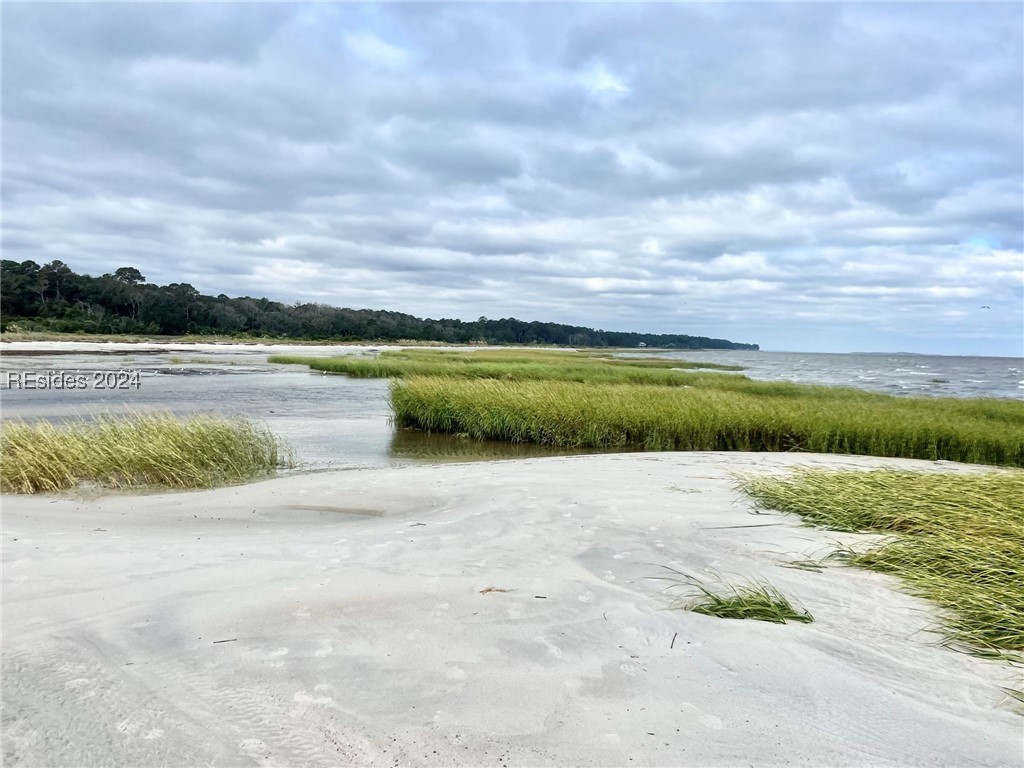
[1,346,1020,472]
[0,352,616,470]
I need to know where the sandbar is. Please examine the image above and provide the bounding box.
[2,453,1020,766]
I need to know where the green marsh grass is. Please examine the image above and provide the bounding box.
[390,378,1024,467]
[654,569,813,624]
[1,412,292,493]
[269,348,743,384]
[739,469,1024,659]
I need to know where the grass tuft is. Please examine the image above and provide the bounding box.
[654,568,813,624]
[1,412,293,493]
[739,469,1024,659]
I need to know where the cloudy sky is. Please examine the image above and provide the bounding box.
[4,3,1022,354]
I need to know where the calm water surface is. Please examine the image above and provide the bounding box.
[0,351,612,470]
[1,347,1020,471]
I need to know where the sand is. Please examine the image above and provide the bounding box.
[0,341,494,357]
[2,452,1021,766]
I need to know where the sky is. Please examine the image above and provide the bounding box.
[3,3,1022,355]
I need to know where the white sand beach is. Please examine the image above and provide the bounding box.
[0,340,479,357]
[2,453,1020,766]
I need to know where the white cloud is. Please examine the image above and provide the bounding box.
[2,3,1021,355]
[344,32,411,69]
[577,61,630,103]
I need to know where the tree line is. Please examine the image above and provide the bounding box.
[0,260,759,350]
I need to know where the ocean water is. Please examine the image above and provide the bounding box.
[0,347,1020,471]
[618,350,1023,400]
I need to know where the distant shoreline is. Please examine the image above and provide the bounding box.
[0,333,744,355]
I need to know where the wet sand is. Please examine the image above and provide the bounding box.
[2,453,1019,766]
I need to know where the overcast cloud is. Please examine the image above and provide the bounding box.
[3,2,1022,354]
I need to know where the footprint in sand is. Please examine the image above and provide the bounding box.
[314,640,333,658]
[447,666,468,680]
[681,702,724,730]
[265,647,289,667]
[116,718,142,734]
[432,711,455,727]
[534,636,563,659]
[293,690,333,705]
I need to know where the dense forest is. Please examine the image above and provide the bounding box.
[0,260,759,350]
